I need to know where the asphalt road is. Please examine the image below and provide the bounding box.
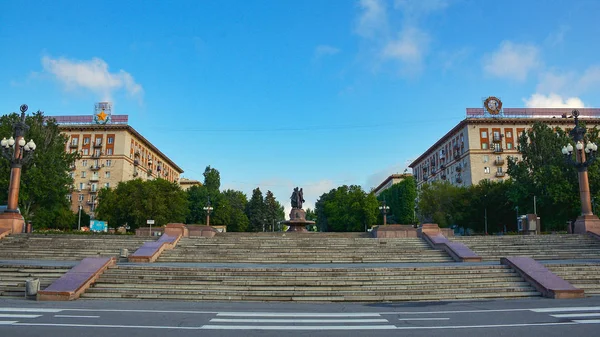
[1,297,600,337]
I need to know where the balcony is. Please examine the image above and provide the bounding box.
[441,174,447,180]
[456,165,462,172]
[133,159,139,166]
[456,177,463,184]
[495,172,506,177]
[492,134,503,143]
[492,147,504,154]
[91,152,102,158]
[89,176,99,182]
[90,165,102,171]
[69,143,78,148]
[87,199,97,205]
[93,142,103,148]
[423,175,429,182]
[440,163,445,170]
[494,158,505,166]
[69,165,76,171]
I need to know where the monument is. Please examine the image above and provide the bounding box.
[282,187,315,232]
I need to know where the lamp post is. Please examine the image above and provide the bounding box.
[203,197,213,227]
[379,200,390,226]
[561,109,600,234]
[78,204,82,231]
[0,105,36,234]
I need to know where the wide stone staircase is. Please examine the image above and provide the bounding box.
[158,234,454,263]
[0,264,71,298]
[545,262,600,296]
[81,264,540,302]
[0,234,154,261]
[450,234,600,262]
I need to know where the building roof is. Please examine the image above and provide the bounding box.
[408,110,600,168]
[372,173,412,195]
[56,123,184,174]
[179,178,202,185]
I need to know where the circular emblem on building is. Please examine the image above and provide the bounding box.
[484,96,502,115]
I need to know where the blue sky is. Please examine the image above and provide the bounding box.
[1,0,600,213]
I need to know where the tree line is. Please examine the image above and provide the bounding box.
[2,111,598,233]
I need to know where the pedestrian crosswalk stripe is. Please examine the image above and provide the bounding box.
[210,318,388,323]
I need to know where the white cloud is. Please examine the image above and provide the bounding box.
[355,0,388,38]
[382,26,429,67]
[545,25,570,47]
[523,93,585,108]
[483,41,541,81]
[314,45,341,59]
[41,56,143,101]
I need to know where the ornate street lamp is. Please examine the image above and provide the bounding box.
[561,109,600,234]
[379,200,390,226]
[203,197,213,226]
[0,105,36,233]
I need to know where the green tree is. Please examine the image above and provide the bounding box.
[315,185,378,232]
[417,181,467,227]
[245,187,265,232]
[377,176,417,224]
[96,179,188,229]
[221,189,250,232]
[507,122,586,230]
[264,190,284,231]
[203,166,221,193]
[0,111,78,229]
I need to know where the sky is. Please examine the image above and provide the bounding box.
[1,0,600,215]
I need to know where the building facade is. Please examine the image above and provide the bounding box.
[53,106,184,218]
[409,102,600,189]
[179,178,202,191]
[372,174,412,197]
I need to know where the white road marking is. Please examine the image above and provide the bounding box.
[54,315,100,319]
[399,317,450,321]
[0,321,18,325]
[0,308,62,313]
[209,318,388,323]
[0,314,41,319]
[531,306,600,313]
[201,325,398,330]
[551,313,600,318]
[4,321,587,330]
[573,319,600,324]
[216,312,381,317]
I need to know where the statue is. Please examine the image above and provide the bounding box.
[290,187,305,209]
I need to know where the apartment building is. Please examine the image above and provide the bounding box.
[409,98,600,188]
[52,103,184,217]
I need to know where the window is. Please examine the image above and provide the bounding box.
[78,194,84,202]
[83,137,90,145]
[94,150,101,157]
[507,143,513,150]
[71,138,78,145]
[81,171,86,178]
[483,155,489,163]
[83,149,89,155]
[94,160,99,167]
[96,138,102,145]
[497,167,503,173]
[82,160,87,167]
[69,172,74,178]
[79,183,85,190]
[70,149,77,153]
[506,131,512,138]
[107,148,113,155]
[482,143,488,150]
[105,171,111,178]
[481,131,488,138]
[108,137,114,144]
[484,167,490,174]
[67,195,72,202]
[106,160,112,167]
[104,183,110,188]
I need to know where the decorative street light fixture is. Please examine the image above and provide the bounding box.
[0,104,36,233]
[379,200,390,226]
[203,197,214,226]
[78,204,82,231]
[561,109,600,234]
